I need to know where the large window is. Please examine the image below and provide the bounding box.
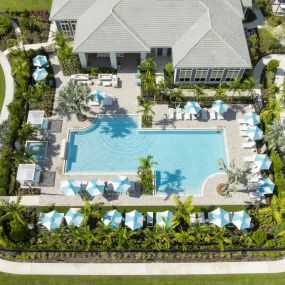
[225,69,241,81]
[179,69,192,82]
[209,69,224,82]
[194,69,208,82]
[60,21,72,37]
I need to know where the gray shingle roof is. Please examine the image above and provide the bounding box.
[50,0,94,21]
[70,0,251,68]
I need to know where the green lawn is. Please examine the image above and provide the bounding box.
[0,0,52,11]
[0,64,5,113]
[1,273,285,285]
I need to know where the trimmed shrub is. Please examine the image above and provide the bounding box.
[270,150,284,174]
[267,60,280,74]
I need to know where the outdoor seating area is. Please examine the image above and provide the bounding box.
[167,100,228,121]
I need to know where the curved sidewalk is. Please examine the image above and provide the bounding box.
[0,258,285,275]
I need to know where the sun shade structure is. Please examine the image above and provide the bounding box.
[125,210,144,230]
[27,110,48,129]
[102,210,122,228]
[39,210,64,230]
[60,179,81,196]
[110,176,131,194]
[90,89,106,103]
[184,101,201,114]
[212,100,228,114]
[16,164,41,184]
[32,55,48,67]
[254,154,272,170]
[33,68,48,81]
[64,208,83,227]
[246,126,263,141]
[257,177,275,195]
[243,112,260,126]
[86,179,105,196]
[156,211,174,227]
[208,207,230,228]
[232,210,251,230]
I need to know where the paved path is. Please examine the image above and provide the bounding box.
[0,51,14,123]
[0,257,285,275]
[243,6,265,30]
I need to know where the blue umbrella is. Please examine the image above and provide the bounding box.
[112,176,131,194]
[60,179,81,196]
[212,100,228,114]
[257,177,275,195]
[64,208,83,227]
[86,179,105,196]
[208,207,230,228]
[90,89,105,103]
[243,112,260,126]
[232,211,251,230]
[33,68,48,81]
[184,101,201,115]
[246,126,263,141]
[254,154,272,170]
[125,210,144,230]
[40,210,64,230]
[102,210,122,228]
[156,211,173,227]
[32,55,48,67]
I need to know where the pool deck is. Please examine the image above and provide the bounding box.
[33,54,256,207]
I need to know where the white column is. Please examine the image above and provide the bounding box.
[140,52,147,61]
[162,48,168,56]
[78,53,87,68]
[110,52,117,69]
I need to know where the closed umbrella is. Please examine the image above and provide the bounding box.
[246,126,263,141]
[243,112,260,126]
[232,211,251,229]
[102,210,122,228]
[257,177,275,195]
[65,208,83,227]
[125,210,144,230]
[184,101,201,115]
[86,179,105,196]
[208,207,230,228]
[32,55,48,67]
[156,211,173,227]
[254,155,272,170]
[33,68,48,81]
[212,100,228,114]
[60,179,81,196]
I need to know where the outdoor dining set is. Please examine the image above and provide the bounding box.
[167,100,228,121]
[32,54,49,82]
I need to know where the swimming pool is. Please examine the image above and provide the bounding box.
[66,115,227,195]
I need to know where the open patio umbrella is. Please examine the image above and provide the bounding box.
[125,210,144,230]
[254,154,272,170]
[40,210,64,230]
[86,179,105,196]
[232,211,251,230]
[212,100,228,114]
[246,126,263,141]
[60,179,81,196]
[90,89,105,103]
[102,210,122,228]
[64,208,83,227]
[33,68,48,81]
[257,177,275,195]
[184,101,201,115]
[32,55,48,67]
[156,211,174,227]
[208,207,230,228]
[243,112,260,126]
[112,176,131,194]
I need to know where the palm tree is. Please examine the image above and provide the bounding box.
[242,76,256,97]
[80,200,103,227]
[0,197,25,225]
[137,99,155,127]
[215,84,226,97]
[264,119,285,154]
[55,31,68,49]
[174,230,195,251]
[172,195,194,228]
[58,82,91,120]
[169,88,184,107]
[137,155,158,195]
[217,159,252,197]
[194,85,205,97]
[228,78,242,96]
[12,151,35,166]
[17,123,37,146]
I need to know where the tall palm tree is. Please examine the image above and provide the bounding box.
[137,155,158,195]
[217,159,252,197]
[58,82,91,120]
[242,76,256,96]
[55,31,68,49]
[264,119,285,154]
[172,195,194,228]
[137,99,155,127]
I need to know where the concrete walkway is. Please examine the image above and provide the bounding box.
[243,6,265,30]
[0,257,285,275]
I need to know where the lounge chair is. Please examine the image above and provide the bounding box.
[238,118,246,124]
[147,212,154,227]
[176,108,183,120]
[240,131,248,137]
[209,110,217,120]
[190,213,197,224]
[243,155,254,162]
[251,166,260,174]
[167,108,174,119]
[184,112,191,120]
[249,191,265,204]
[193,114,198,120]
[249,175,259,183]
[239,125,248,131]
[242,141,256,149]
[260,144,267,154]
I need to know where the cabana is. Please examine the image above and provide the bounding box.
[16,164,41,185]
[27,110,48,129]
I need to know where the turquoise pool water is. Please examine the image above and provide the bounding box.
[66,115,227,195]
[25,141,48,162]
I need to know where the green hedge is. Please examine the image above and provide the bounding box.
[58,53,82,76]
